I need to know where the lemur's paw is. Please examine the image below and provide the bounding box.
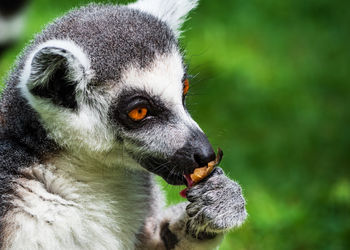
[185,168,247,238]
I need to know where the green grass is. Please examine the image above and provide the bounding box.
[1,0,350,249]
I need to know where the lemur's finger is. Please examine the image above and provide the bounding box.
[186,201,203,217]
[186,172,225,202]
[186,183,206,201]
[209,167,224,177]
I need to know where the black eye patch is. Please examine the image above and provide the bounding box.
[108,89,171,131]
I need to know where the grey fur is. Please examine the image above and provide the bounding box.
[32,4,176,83]
[186,168,247,239]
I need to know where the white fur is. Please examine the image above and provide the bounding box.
[129,0,199,37]
[25,97,115,152]
[0,11,26,44]
[4,153,157,250]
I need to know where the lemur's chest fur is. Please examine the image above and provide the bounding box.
[3,156,159,250]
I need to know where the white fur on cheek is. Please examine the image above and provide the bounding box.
[25,96,115,152]
[129,0,199,37]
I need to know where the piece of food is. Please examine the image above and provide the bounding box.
[190,148,223,184]
[180,148,223,198]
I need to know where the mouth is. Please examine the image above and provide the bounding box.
[179,174,194,198]
[137,155,192,185]
[137,148,223,193]
[180,148,223,198]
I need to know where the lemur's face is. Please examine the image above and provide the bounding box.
[20,0,214,185]
[108,50,215,185]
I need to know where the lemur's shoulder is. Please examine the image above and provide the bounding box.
[0,67,58,247]
[0,133,38,248]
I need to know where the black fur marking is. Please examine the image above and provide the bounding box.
[133,153,186,185]
[30,63,78,110]
[108,89,171,131]
[28,47,80,110]
[160,222,178,250]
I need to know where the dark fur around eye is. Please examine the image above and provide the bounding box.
[108,89,171,131]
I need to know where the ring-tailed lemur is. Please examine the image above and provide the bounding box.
[0,0,247,249]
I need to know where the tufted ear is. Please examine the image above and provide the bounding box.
[129,0,199,38]
[20,40,92,110]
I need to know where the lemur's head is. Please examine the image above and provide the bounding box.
[19,0,215,185]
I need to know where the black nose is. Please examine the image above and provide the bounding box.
[171,129,216,175]
[187,129,215,167]
[193,136,216,167]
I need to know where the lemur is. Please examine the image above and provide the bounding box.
[0,0,247,249]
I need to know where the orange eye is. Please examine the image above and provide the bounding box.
[183,79,189,95]
[128,107,148,121]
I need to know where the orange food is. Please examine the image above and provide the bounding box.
[190,148,223,184]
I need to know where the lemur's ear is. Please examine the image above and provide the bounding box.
[20,40,92,110]
[129,0,199,38]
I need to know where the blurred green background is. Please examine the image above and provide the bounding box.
[1,0,349,249]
